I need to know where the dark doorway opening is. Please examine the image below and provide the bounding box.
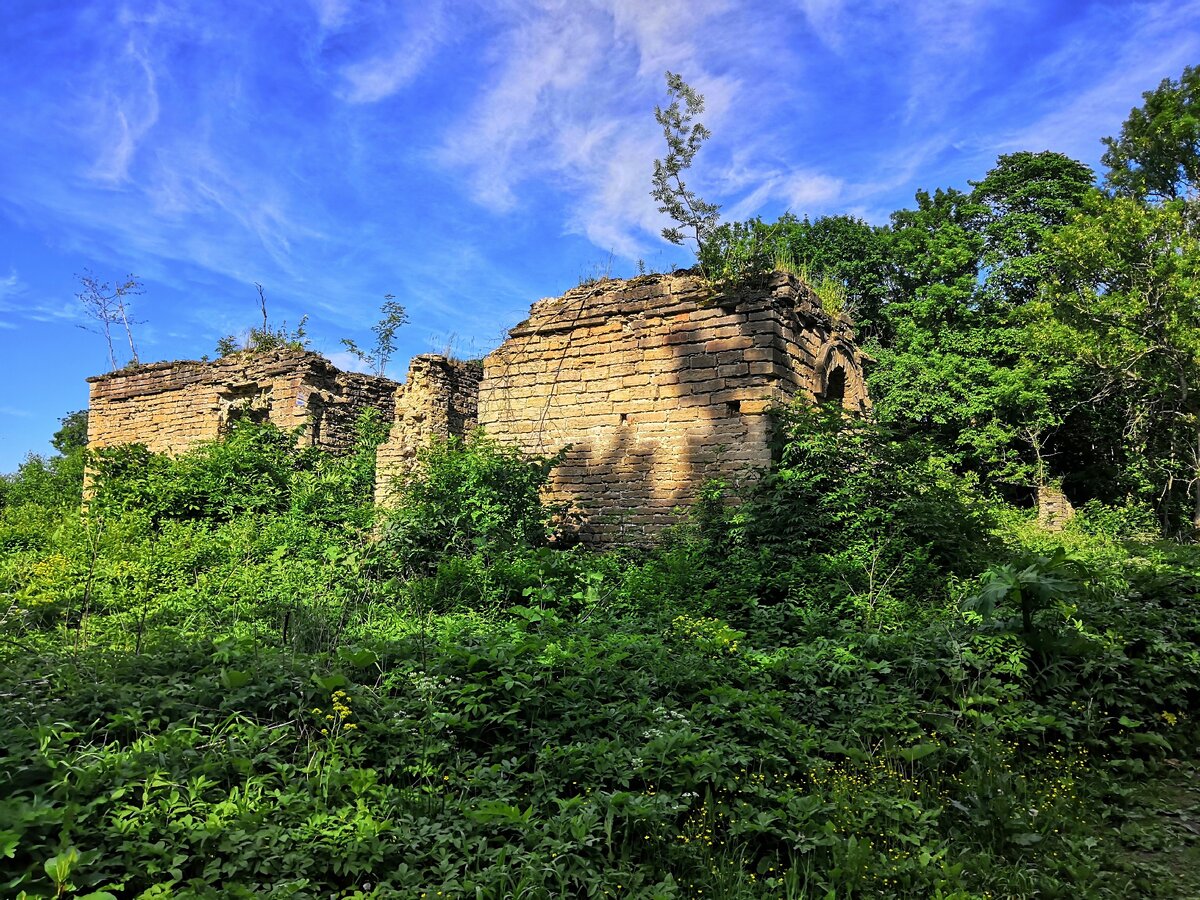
[823,365,846,405]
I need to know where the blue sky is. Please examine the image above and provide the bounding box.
[1,0,1198,471]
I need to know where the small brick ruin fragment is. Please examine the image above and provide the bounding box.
[86,270,870,544]
[1036,485,1076,531]
[373,355,482,506]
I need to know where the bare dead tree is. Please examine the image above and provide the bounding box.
[255,282,269,333]
[77,270,144,370]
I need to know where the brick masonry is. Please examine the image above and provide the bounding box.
[474,270,869,544]
[86,348,397,457]
[374,355,483,506]
[86,271,870,544]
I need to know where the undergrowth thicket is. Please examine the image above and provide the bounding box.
[1,411,1197,899]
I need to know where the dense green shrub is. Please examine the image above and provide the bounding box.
[0,450,85,513]
[375,434,565,576]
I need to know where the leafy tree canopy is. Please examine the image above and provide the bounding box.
[1102,64,1200,201]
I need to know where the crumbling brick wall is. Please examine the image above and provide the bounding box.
[374,355,483,506]
[86,348,397,457]
[1037,485,1076,531]
[87,272,870,545]
[476,270,869,544]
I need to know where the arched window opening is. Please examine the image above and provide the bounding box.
[823,365,846,405]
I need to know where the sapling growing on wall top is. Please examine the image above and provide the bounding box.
[341,295,408,377]
[76,269,143,370]
[216,283,310,356]
[651,72,721,267]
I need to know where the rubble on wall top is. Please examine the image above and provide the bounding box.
[509,268,855,341]
[86,347,400,387]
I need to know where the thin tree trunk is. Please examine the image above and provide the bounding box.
[119,300,138,366]
[1192,424,1200,533]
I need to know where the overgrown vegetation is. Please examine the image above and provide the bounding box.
[2,402,1198,897]
[0,65,1197,899]
[340,296,409,377]
[655,64,1200,536]
[215,284,311,357]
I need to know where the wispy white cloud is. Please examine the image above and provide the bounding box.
[0,268,77,324]
[309,0,352,30]
[436,0,795,257]
[336,3,448,103]
[0,406,32,418]
[994,0,1200,162]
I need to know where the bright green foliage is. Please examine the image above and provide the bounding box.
[1044,193,1200,533]
[340,296,409,377]
[1102,64,1200,201]
[2,407,1199,898]
[0,451,85,513]
[696,217,778,286]
[376,435,564,575]
[51,410,89,456]
[2,410,88,514]
[869,188,999,472]
[774,214,893,338]
[739,405,998,627]
[88,423,300,524]
[970,151,1096,309]
[216,316,310,357]
[964,547,1088,636]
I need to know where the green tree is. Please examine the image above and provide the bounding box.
[970,151,1096,308]
[1044,193,1200,533]
[870,158,1096,500]
[1102,64,1200,202]
[774,214,893,340]
[967,152,1096,491]
[869,188,989,468]
[51,410,89,455]
[651,72,721,261]
[340,295,409,377]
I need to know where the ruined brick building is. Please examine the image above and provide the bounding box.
[87,271,869,543]
[86,348,399,457]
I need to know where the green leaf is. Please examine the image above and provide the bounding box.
[897,743,940,763]
[823,740,868,762]
[219,668,252,690]
[44,847,79,883]
[312,673,349,691]
[336,647,379,669]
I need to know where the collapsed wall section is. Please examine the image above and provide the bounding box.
[477,270,868,544]
[374,355,483,506]
[86,348,397,457]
